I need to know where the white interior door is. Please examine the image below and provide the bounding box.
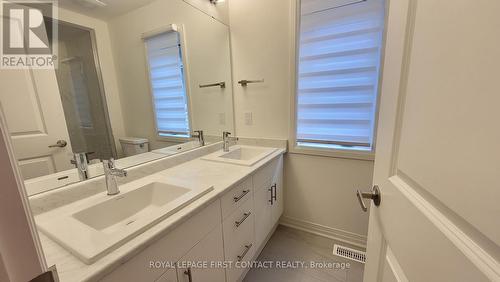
[363,0,500,281]
[0,67,74,180]
[0,16,73,180]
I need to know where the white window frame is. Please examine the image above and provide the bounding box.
[289,0,387,161]
[142,24,193,143]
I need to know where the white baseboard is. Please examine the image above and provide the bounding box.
[279,216,367,249]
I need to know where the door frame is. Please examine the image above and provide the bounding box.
[55,19,118,158]
[0,104,50,281]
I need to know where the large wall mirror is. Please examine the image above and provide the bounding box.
[0,0,233,195]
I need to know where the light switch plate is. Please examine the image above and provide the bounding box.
[244,112,253,125]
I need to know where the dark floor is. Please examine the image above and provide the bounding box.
[244,225,365,282]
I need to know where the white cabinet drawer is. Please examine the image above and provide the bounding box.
[222,198,255,282]
[220,177,253,218]
[222,196,254,244]
[252,157,278,192]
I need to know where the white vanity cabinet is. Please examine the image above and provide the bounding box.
[252,156,284,248]
[221,155,284,281]
[100,153,284,282]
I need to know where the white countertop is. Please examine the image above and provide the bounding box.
[38,146,285,282]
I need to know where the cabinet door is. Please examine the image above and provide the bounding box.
[156,268,178,282]
[253,179,272,248]
[271,155,284,225]
[176,224,225,282]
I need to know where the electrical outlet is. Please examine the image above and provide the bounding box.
[245,112,253,125]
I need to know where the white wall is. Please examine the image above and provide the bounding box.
[58,8,126,156]
[229,0,291,138]
[108,0,234,150]
[182,0,229,24]
[228,0,374,245]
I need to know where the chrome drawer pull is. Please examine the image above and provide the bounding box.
[235,212,251,227]
[233,189,250,202]
[237,244,253,262]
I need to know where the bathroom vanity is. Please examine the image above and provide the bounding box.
[1,1,285,281]
[31,142,285,282]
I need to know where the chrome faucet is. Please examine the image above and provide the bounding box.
[222,131,237,152]
[102,158,127,195]
[70,152,90,180]
[191,130,205,146]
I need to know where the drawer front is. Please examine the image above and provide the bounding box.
[252,157,278,192]
[221,177,253,218]
[223,198,255,282]
[222,196,254,243]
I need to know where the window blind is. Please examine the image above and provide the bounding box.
[296,0,385,150]
[144,31,190,137]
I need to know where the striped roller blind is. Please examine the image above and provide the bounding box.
[296,0,385,150]
[144,31,190,138]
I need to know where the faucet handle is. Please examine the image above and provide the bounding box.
[71,152,93,165]
[223,131,231,138]
[191,130,203,137]
[103,158,116,169]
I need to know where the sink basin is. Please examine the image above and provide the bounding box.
[36,177,213,264]
[73,182,190,234]
[202,145,277,166]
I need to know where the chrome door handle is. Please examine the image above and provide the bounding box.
[356,185,381,212]
[48,140,67,148]
[238,79,264,86]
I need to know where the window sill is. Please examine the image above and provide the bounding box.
[288,142,375,161]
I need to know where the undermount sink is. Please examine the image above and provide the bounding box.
[35,177,213,264]
[202,145,277,166]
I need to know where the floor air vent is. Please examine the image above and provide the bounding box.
[333,244,366,264]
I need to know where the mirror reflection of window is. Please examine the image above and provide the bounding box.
[54,22,115,163]
[59,57,93,129]
[144,28,191,139]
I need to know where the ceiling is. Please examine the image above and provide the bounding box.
[58,0,159,20]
